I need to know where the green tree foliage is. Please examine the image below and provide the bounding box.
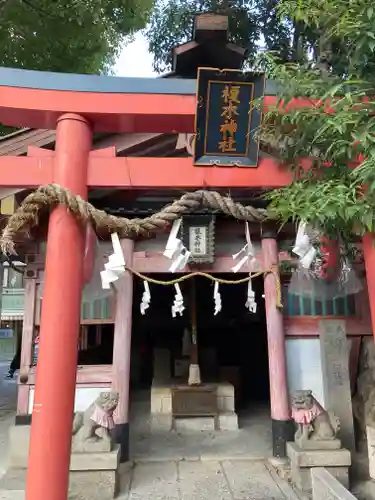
[0,0,153,135]
[257,0,375,243]
[145,0,355,74]
[0,0,153,74]
[145,0,303,73]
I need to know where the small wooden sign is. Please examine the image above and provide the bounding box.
[194,67,265,167]
[172,386,217,417]
[181,215,215,264]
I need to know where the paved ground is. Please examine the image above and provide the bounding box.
[116,460,302,500]
[0,363,18,476]
[0,376,303,499]
[130,393,273,462]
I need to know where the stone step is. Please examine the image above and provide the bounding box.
[0,490,24,500]
[0,468,26,498]
[174,417,216,432]
[0,467,118,500]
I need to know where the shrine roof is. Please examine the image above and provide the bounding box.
[0,66,277,96]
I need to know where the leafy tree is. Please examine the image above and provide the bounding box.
[0,0,153,75]
[256,0,375,245]
[145,0,299,73]
[0,0,153,135]
[145,0,355,74]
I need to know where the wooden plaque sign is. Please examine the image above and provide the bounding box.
[172,386,217,417]
[181,215,215,264]
[194,67,265,167]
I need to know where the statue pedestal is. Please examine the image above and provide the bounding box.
[287,442,351,493]
[295,437,342,450]
[3,425,120,499]
[71,434,112,453]
[68,444,120,500]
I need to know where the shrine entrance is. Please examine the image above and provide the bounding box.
[128,273,272,460]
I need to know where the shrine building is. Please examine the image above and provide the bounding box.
[0,12,372,500]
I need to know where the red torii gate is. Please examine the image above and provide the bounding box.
[0,67,374,500]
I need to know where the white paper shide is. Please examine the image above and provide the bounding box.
[172,283,185,317]
[140,280,151,315]
[292,221,317,269]
[163,219,191,272]
[100,233,126,289]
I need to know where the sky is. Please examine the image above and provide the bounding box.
[114,32,156,78]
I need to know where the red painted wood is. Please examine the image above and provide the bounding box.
[0,155,292,189]
[0,86,330,134]
[362,234,375,343]
[26,114,92,500]
[17,385,30,415]
[112,239,134,425]
[262,237,290,421]
[284,317,372,337]
[0,87,196,132]
[19,277,37,371]
[82,225,97,285]
[87,156,291,189]
[24,365,113,386]
[17,275,37,414]
[0,157,53,187]
[132,253,264,273]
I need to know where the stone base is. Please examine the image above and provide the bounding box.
[71,435,112,453]
[292,463,349,493]
[151,412,239,432]
[295,437,342,450]
[218,412,238,431]
[175,417,216,432]
[312,468,356,500]
[287,442,351,493]
[69,470,118,500]
[151,381,238,433]
[0,468,118,500]
[5,425,121,499]
[151,414,173,432]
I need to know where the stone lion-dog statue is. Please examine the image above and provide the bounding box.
[291,389,340,441]
[72,391,119,448]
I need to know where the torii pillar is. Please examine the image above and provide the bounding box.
[26,114,92,500]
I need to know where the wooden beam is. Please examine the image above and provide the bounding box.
[88,156,291,189]
[0,68,278,132]
[0,155,291,189]
[284,317,372,337]
[0,87,196,133]
[0,156,53,187]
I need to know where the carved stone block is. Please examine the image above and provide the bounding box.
[295,437,342,450]
[311,468,356,500]
[287,442,351,493]
[71,435,112,453]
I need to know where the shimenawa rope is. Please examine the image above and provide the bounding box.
[0,184,282,307]
[0,184,268,255]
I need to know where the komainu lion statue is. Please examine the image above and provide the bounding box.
[72,391,119,444]
[291,389,340,441]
